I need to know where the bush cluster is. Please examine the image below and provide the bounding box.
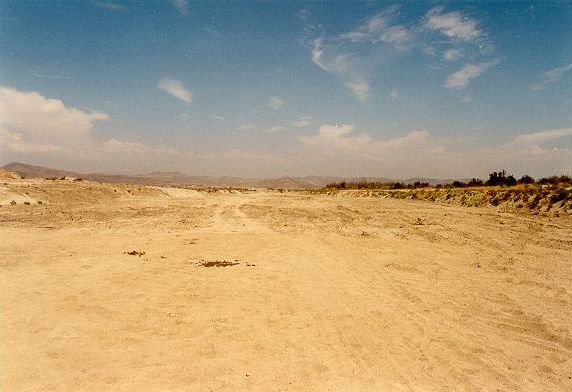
[323,171,571,190]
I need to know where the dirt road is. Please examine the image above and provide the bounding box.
[1,181,571,391]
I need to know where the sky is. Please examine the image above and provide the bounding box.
[0,0,571,179]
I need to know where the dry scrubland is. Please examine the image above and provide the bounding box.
[1,176,571,391]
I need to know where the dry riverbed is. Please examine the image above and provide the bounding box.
[1,179,571,391]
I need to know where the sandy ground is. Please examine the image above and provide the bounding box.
[1,180,571,391]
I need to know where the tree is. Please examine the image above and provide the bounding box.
[486,170,517,186]
[517,175,535,184]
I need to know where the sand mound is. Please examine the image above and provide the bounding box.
[0,169,20,179]
[0,179,167,206]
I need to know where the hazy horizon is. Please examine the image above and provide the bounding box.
[1,1,571,178]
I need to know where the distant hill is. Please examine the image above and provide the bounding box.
[2,162,82,179]
[0,162,452,189]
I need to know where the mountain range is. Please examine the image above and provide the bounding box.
[1,162,452,189]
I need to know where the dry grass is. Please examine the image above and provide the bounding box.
[198,260,240,267]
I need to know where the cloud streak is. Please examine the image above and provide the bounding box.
[444,60,498,90]
[158,78,193,104]
[292,116,311,128]
[530,63,572,91]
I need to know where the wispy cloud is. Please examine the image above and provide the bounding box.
[292,116,311,128]
[170,0,188,15]
[266,125,287,133]
[444,60,498,90]
[443,48,464,62]
[158,78,193,104]
[310,39,354,74]
[340,5,405,44]
[93,1,127,12]
[425,7,482,41]
[512,128,572,145]
[530,63,572,91]
[27,70,69,80]
[309,38,370,101]
[266,96,285,110]
[103,138,180,156]
[210,115,225,120]
[306,5,493,102]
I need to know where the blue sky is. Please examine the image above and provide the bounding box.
[1,1,571,178]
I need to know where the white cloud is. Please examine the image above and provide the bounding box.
[0,86,109,152]
[425,7,482,41]
[158,78,193,104]
[0,128,64,154]
[292,116,311,128]
[444,61,497,90]
[210,115,225,120]
[170,0,188,15]
[299,123,431,159]
[0,86,183,164]
[266,96,285,110]
[530,63,572,91]
[443,48,464,61]
[466,128,572,176]
[389,89,399,99]
[380,25,412,45]
[299,124,359,147]
[344,80,370,102]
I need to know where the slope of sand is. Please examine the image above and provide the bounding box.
[1,179,571,391]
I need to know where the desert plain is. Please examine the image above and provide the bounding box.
[1,178,571,391]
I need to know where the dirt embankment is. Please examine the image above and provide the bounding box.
[0,177,165,206]
[312,186,572,215]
